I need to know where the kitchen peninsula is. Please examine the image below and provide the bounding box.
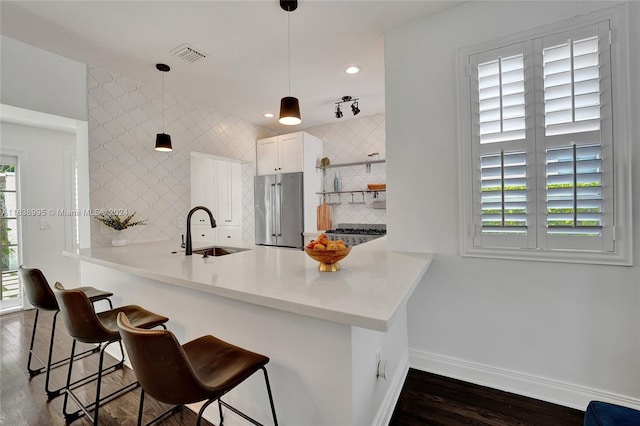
[69,238,433,425]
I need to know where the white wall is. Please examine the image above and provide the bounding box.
[0,36,88,121]
[1,122,80,286]
[0,36,89,297]
[386,1,639,410]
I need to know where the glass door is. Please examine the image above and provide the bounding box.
[1,155,21,311]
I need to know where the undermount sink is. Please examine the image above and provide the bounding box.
[192,246,247,257]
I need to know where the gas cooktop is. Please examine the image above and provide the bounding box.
[325,224,386,246]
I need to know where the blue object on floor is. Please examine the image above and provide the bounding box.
[584,401,640,425]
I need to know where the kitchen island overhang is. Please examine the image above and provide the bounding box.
[69,237,433,332]
[67,238,433,425]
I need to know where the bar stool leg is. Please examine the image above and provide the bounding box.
[62,339,77,422]
[197,398,218,426]
[27,309,43,377]
[43,311,66,399]
[218,399,224,425]
[262,367,279,426]
[137,388,145,426]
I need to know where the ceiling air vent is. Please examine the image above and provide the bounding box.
[170,43,207,62]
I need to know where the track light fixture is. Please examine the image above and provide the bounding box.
[334,96,360,119]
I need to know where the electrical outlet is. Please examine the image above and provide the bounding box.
[377,359,388,380]
[375,348,387,380]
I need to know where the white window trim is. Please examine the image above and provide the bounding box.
[457,5,632,266]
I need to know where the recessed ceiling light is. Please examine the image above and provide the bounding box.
[264,113,274,118]
[345,66,360,75]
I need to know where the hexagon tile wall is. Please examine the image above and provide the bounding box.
[87,66,274,247]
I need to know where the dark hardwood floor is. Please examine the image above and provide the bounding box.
[2,308,584,425]
[390,369,584,426]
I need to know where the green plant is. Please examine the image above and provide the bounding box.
[95,212,147,230]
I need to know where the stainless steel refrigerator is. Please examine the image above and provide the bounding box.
[254,172,304,248]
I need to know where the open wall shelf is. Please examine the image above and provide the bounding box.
[318,159,385,173]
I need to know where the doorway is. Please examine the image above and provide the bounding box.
[1,155,21,310]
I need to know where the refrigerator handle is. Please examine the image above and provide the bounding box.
[277,182,283,236]
[270,183,277,237]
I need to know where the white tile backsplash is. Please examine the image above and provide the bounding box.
[305,114,386,226]
[88,67,273,247]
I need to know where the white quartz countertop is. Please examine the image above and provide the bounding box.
[68,238,433,331]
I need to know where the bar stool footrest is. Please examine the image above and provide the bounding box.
[219,399,265,426]
[64,381,140,423]
[144,404,183,426]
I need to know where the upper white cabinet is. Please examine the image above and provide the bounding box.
[190,152,243,245]
[256,132,320,176]
[256,131,323,232]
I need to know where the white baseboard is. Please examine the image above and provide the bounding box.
[410,349,640,412]
[373,352,409,426]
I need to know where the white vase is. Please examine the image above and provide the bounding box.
[111,230,127,246]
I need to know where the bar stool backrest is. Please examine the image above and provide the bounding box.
[117,312,207,405]
[53,282,118,344]
[19,266,58,311]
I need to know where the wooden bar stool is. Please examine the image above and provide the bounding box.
[18,266,114,399]
[53,282,169,425]
[117,312,278,426]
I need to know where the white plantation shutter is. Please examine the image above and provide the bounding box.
[470,43,536,249]
[467,20,617,256]
[545,144,603,234]
[537,22,614,251]
[480,151,528,232]
[478,53,527,144]
[543,35,601,136]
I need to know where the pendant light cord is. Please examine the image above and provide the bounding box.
[162,71,165,133]
[287,7,291,96]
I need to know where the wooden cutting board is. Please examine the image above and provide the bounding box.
[317,200,332,230]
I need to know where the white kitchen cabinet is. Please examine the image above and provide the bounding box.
[216,225,242,246]
[256,132,317,176]
[256,136,279,175]
[190,223,218,244]
[256,131,324,232]
[215,160,242,226]
[190,152,243,245]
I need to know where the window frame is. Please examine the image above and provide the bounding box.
[457,5,632,266]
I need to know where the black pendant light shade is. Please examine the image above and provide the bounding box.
[279,96,301,125]
[155,63,172,152]
[155,133,172,152]
[278,0,301,125]
[280,0,297,11]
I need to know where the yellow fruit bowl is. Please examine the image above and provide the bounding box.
[304,247,352,272]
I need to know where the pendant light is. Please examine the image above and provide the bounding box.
[278,0,301,125]
[155,63,172,152]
